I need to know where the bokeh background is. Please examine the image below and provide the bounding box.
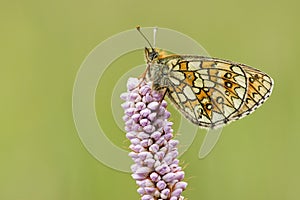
[1,0,299,199]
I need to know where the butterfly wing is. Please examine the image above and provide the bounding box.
[163,56,273,128]
[229,64,274,119]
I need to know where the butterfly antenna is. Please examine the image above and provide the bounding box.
[136,26,155,51]
[153,26,158,48]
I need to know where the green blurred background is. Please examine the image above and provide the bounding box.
[1,0,299,199]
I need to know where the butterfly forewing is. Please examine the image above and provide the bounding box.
[145,50,273,129]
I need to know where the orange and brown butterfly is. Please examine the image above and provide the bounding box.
[137,27,274,129]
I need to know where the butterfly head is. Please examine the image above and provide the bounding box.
[145,47,159,62]
[145,47,168,63]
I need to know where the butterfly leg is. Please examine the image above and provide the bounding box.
[160,88,168,101]
[128,65,150,91]
[137,64,150,85]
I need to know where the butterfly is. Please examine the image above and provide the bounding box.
[137,27,274,129]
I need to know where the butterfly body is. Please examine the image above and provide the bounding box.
[144,48,274,128]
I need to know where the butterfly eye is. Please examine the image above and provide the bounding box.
[149,51,159,60]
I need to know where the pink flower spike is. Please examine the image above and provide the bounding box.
[136,102,146,110]
[162,173,176,182]
[137,187,145,195]
[156,180,167,190]
[161,188,170,199]
[175,182,188,190]
[171,188,183,197]
[140,108,151,117]
[141,195,154,200]
[120,92,129,100]
[121,78,187,199]
[147,102,160,110]
[127,78,140,90]
[149,172,160,182]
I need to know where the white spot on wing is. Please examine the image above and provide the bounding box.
[203,80,215,88]
[178,93,187,102]
[223,104,235,117]
[258,85,267,94]
[199,115,210,123]
[263,75,271,82]
[211,111,224,123]
[194,78,203,88]
[170,92,179,102]
[263,80,271,89]
[199,70,208,75]
[200,97,210,104]
[188,62,201,70]
[231,65,244,75]
[232,97,242,109]
[192,87,200,93]
[201,75,209,80]
[233,75,246,87]
[173,65,180,70]
[171,71,185,81]
[234,87,246,99]
[183,86,196,100]
[194,104,203,119]
[170,77,180,85]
